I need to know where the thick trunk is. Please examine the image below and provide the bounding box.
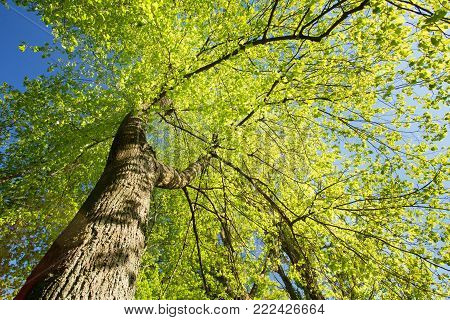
[15,113,157,299]
[16,111,212,299]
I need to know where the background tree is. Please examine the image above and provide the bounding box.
[0,0,448,299]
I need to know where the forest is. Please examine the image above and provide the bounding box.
[0,0,449,300]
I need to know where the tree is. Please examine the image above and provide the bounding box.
[0,0,448,299]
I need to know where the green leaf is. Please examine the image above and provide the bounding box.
[18,43,26,52]
[430,37,439,46]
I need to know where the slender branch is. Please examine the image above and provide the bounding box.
[183,187,209,294]
[185,0,369,79]
[263,0,279,39]
[157,112,209,143]
[333,168,442,209]
[160,217,192,298]
[309,216,450,272]
[0,172,23,185]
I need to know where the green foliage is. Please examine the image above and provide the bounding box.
[1,0,449,299]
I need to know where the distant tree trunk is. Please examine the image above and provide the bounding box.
[15,112,211,300]
[279,224,325,300]
[277,265,302,300]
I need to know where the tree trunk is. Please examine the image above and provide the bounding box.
[277,265,302,300]
[15,112,211,299]
[279,224,325,300]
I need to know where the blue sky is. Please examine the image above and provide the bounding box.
[0,2,53,89]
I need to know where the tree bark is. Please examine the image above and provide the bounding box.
[15,112,210,299]
[277,265,302,300]
[279,224,325,300]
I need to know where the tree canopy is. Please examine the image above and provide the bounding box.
[0,0,449,299]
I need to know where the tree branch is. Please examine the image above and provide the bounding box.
[185,0,369,79]
[182,187,209,294]
[277,265,303,299]
[263,0,279,39]
[156,153,212,189]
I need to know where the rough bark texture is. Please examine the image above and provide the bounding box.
[15,113,156,299]
[15,112,211,300]
[14,111,319,301]
[156,154,211,189]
